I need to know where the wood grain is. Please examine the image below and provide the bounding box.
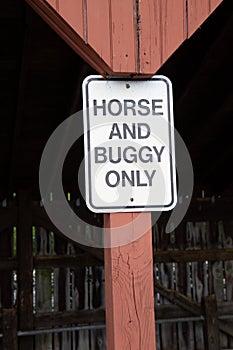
[86,0,111,66]
[210,0,223,13]
[58,0,84,38]
[104,212,156,350]
[138,0,161,74]
[161,0,186,64]
[187,0,210,38]
[45,0,56,9]
[2,309,18,350]
[203,295,220,350]
[110,0,137,73]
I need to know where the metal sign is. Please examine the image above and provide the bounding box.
[82,75,177,213]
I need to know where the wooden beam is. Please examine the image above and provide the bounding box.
[202,295,220,350]
[34,309,105,328]
[154,248,233,263]
[32,205,104,261]
[25,0,113,76]
[155,280,201,316]
[104,212,156,350]
[17,190,34,349]
[0,258,17,271]
[2,309,18,350]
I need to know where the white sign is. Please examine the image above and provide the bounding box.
[82,75,177,213]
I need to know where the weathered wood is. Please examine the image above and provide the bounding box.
[17,190,34,349]
[2,309,18,350]
[154,247,233,263]
[86,0,111,67]
[34,309,105,328]
[45,0,56,9]
[32,205,104,260]
[210,0,223,12]
[0,257,17,270]
[0,230,12,308]
[59,0,84,38]
[138,0,161,74]
[25,0,112,76]
[35,228,52,350]
[34,253,103,268]
[0,207,17,231]
[187,0,211,38]
[104,212,156,350]
[155,280,201,316]
[155,281,233,338]
[202,294,220,350]
[161,0,186,63]
[110,0,137,73]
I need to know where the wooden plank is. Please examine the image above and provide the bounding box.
[34,253,102,268]
[25,0,112,76]
[154,247,233,263]
[138,0,161,74]
[104,212,156,350]
[0,230,12,308]
[45,0,56,10]
[161,0,186,64]
[2,309,18,350]
[210,0,223,13]
[0,257,17,271]
[86,0,111,67]
[17,190,34,349]
[34,309,105,328]
[0,207,17,231]
[202,295,220,350]
[110,0,137,73]
[35,228,52,350]
[58,0,84,38]
[187,0,211,38]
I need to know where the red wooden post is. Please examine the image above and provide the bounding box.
[104,212,156,350]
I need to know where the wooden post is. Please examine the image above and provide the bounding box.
[202,294,220,350]
[104,212,156,350]
[17,190,34,349]
[2,309,18,350]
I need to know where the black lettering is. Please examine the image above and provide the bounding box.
[145,170,156,186]
[138,99,150,115]
[152,99,163,115]
[93,99,106,116]
[109,123,122,139]
[108,99,122,116]
[106,171,120,187]
[122,171,135,187]
[153,146,165,162]
[136,171,147,186]
[123,123,136,139]
[109,147,121,163]
[95,147,107,163]
[124,99,136,115]
[139,146,153,163]
[123,146,137,163]
[138,123,150,139]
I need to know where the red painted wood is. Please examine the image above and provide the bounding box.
[187,0,211,38]
[139,0,162,74]
[45,0,56,9]
[58,0,84,38]
[104,212,156,350]
[25,0,112,76]
[161,0,186,64]
[110,0,137,73]
[210,0,223,13]
[86,0,111,67]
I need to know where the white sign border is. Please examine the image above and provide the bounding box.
[82,75,177,213]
